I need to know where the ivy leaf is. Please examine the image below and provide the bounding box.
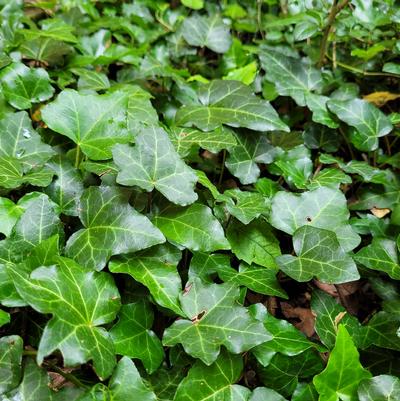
[305,94,339,129]
[44,155,84,216]
[168,126,237,157]
[173,351,251,400]
[259,48,323,106]
[109,301,164,374]
[226,131,277,185]
[258,350,324,398]
[313,325,372,401]
[153,203,230,252]
[66,186,165,271]
[306,168,352,190]
[0,309,10,327]
[250,387,287,401]
[8,257,121,380]
[41,90,131,160]
[276,226,360,283]
[0,197,23,237]
[358,375,400,401]
[188,252,232,283]
[163,278,271,365]
[0,117,54,168]
[226,219,281,268]
[182,15,231,53]
[109,244,183,315]
[355,238,400,279]
[113,127,198,206]
[218,262,287,298]
[270,187,361,252]
[176,80,289,132]
[250,304,324,366]
[224,189,270,224]
[311,289,363,349]
[0,62,54,110]
[0,335,23,395]
[327,98,393,151]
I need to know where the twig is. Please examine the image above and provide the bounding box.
[338,126,355,160]
[318,0,350,67]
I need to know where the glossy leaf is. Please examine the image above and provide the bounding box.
[113,127,198,206]
[0,62,54,110]
[163,278,271,365]
[176,80,289,132]
[8,257,121,379]
[276,225,360,283]
[358,375,400,401]
[0,335,23,395]
[153,203,230,252]
[109,244,183,315]
[66,186,165,271]
[313,325,372,401]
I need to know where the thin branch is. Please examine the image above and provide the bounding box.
[318,0,350,67]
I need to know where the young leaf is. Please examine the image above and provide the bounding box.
[0,309,10,327]
[313,325,372,401]
[110,301,164,374]
[176,80,289,132]
[109,244,183,315]
[153,203,230,252]
[8,257,121,380]
[182,15,231,53]
[173,351,251,400]
[66,186,165,271]
[163,278,271,365]
[270,187,360,251]
[113,127,198,206]
[0,62,54,110]
[276,225,360,283]
[41,90,131,160]
[0,197,23,237]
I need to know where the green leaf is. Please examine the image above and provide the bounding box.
[355,238,400,280]
[225,131,277,184]
[276,225,359,283]
[311,289,363,349]
[306,168,352,190]
[168,126,237,157]
[224,189,270,224]
[218,262,287,298]
[20,18,78,43]
[358,375,400,401]
[0,335,23,395]
[258,350,324,397]
[188,252,231,283]
[223,61,258,85]
[182,15,231,53]
[250,387,287,401]
[109,301,164,374]
[250,304,324,366]
[41,90,131,160]
[0,197,23,237]
[327,98,393,151]
[181,0,204,10]
[109,244,183,315]
[163,278,271,365]
[259,47,323,106]
[113,127,198,206]
[313,325,372,401]
[8,257,121,380]
[305,94,339,129]
[44,155,84,216]
[0,309,10,327]
[270,187,360,252]
[0,62,54,110]
[66,186,165,271]
[0,111,54,188]
[76,69,110,91]
[176,80,289,132]
[153,203,230,252]
[226,218,281,268]
[173,351,251,400]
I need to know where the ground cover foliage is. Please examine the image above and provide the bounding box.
[0,0,400,399]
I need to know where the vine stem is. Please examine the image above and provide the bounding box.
[75,145,81,169]
[45,363,88,389]
[318,0,350,67]
[218,150,227,187]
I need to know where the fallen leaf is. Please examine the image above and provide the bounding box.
[371,207,391,218]
[363,91,400,107]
